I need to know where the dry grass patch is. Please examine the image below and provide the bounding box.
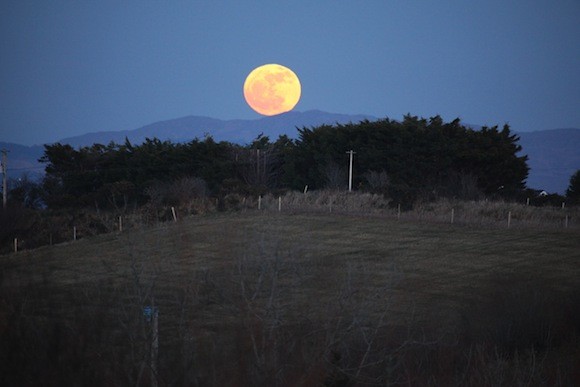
[1,211,579,385]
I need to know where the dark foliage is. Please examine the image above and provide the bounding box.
[292,116,528,205]
[37,115,529,211]
[39,137,236,209]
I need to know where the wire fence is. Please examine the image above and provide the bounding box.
[2,191,578,255]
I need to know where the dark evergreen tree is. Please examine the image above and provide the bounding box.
[290,116,529,205]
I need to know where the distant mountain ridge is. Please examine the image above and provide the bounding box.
[516,128,580,195]
[1,110,578,194]
[58,110,377,147]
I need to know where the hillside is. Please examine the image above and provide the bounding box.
[1,211,579,384]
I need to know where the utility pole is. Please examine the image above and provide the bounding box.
[1,149,8,209]
[256,148,260,185]
[346,150,356,192]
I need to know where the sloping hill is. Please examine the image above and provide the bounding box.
[1,212,579,384]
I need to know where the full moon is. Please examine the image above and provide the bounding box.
[243,64,301,116]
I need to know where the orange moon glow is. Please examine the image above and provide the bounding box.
[243,64,301,116]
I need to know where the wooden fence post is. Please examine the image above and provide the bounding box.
[258,195,262,210]
[171,207,177,222]
[73,226,77,241]
[451,208,455,224]
[397,204,401,220]
[507,211,511,228]
[14,238,18,253]
[278,196,281,212]
[119,216,123,232]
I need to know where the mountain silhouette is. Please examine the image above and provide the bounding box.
[58,110,377,147]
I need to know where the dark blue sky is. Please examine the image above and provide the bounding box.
[1,1,579,145]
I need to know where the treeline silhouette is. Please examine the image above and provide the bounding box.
[35,114,528,209]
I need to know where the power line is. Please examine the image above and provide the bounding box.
[6,166,46,172]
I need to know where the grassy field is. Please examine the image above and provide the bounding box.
[1,211,580,386]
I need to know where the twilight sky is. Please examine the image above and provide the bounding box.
[1,0,579,145]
